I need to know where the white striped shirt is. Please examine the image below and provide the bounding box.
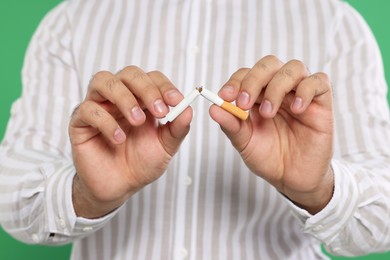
[1,0,390,259]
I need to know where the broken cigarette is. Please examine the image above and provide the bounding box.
[198,87,249,120]
[159,88,201,124]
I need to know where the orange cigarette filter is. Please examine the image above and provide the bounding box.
[220,101,249,120]
[198,87,249,120]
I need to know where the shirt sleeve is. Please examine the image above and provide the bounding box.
[0,2,119,245]
[288,3,390,256]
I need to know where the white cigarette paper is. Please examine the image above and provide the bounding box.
[199,87,249,120]
[199,87,224,106]
[159,88,200,124]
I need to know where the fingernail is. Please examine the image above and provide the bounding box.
[114,127,126,143]
[237,91,250,106]
[130,106,145,121]
[153,99,167,114]
[219,85,235,95]
[292,97,303,110]
[166,90,180,99]
[260,100,273,114]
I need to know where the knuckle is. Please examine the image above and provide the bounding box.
[309,72,328,84]
[73,102,89,120]
[236,67,250,75]
[120,65,148,82]
[254,61,269,72]
[309,72,331,91]
[78,101,104,119]
[289,60,309,78]
[90,108,104,119]
[262,54,279,63]
[277,67,295,81]
[131,70,148,81]
[281,67,295,78]
[121,65,140,74]
[309,74,322,82]
[104,76,121,92]
[147,70,163,78]
[121,65,147,82]
[288,59,305,68]
[89,71,113,92]
[71,104,81,119]
[93,71,113,82]
[285,59,306,75]
[277,61,307,82]
[314,72,329,81]
[255,55,283,74]
[76,101,89,113]
[264,55,283,66]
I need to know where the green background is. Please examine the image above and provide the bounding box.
[0,0,389,259]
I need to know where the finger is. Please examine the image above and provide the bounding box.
[236,55,284,109]
[209,104,242,134]
[209,104,253,152]
[87,71,146,125]
[260,59,310,118]
[160,106,193,156]
[147,70,184,106]
[117,66,169,117]
[290,72,332,114]
[218,68,250,102]
[141,70,194,150]
[70,101,126,145]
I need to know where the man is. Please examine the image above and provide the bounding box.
[1,0,390,259]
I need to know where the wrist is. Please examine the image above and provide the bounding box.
[72,174,131,219]
[284,167,335,215]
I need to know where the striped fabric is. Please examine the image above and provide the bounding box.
[1,0,390,259]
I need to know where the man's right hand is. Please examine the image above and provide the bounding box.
[69,66,192,218]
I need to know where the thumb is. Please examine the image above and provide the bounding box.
[209,104,252,152]
[160,107,193,156]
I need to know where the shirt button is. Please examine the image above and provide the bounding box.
[32,234,39,243]
[58,218,66,228]
[82,226,93,232]
[184,176,192,186]
[312,225,324,231]
[180,248,189,258]
[191,45,200,54]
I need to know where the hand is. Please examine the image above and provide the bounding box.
[210,56,334,214]
[69,66,192,218]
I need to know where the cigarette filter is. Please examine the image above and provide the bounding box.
[198,87,249,120]
[159,88,201,124]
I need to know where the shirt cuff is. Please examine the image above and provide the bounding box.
[43,162,120,242]
[287,159,359,243]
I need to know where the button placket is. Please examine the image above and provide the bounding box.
[184,176,193,186]
[180,247,189,258]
